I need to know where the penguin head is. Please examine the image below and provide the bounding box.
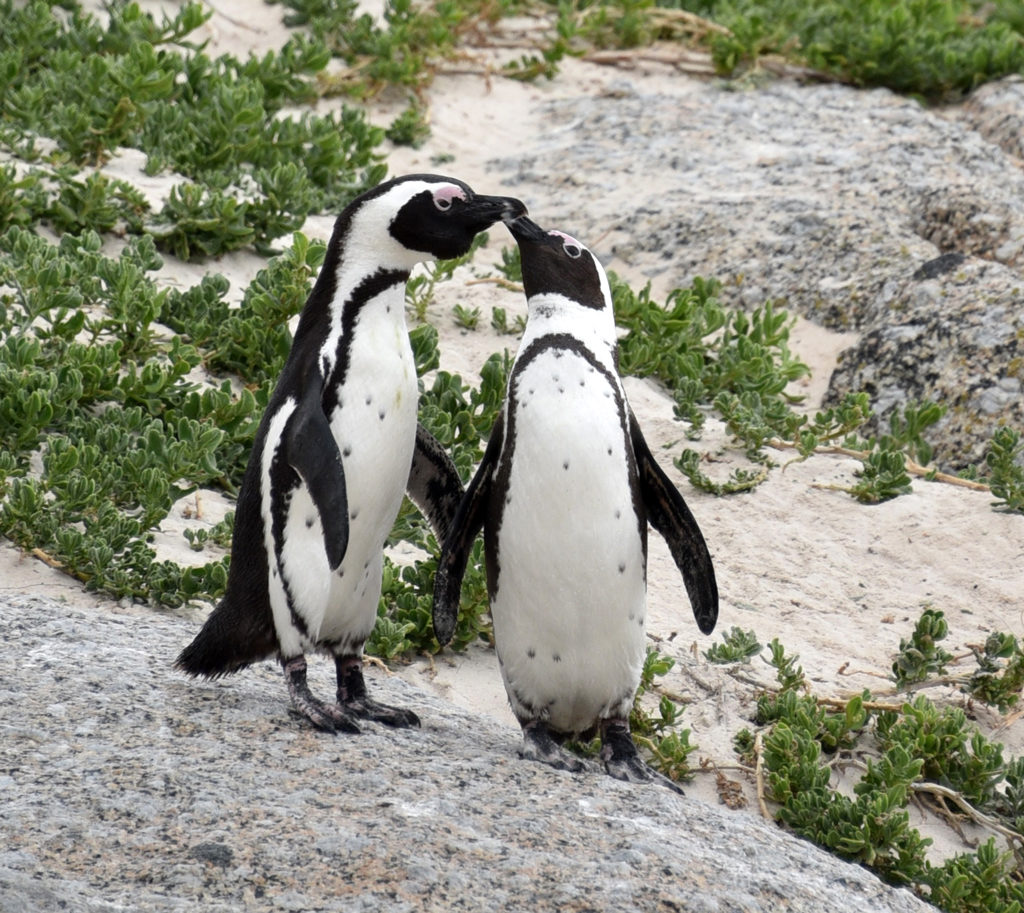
[505,215,611,315]
[347,174,527,267]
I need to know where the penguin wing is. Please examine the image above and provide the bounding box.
[432,414,504,647]
[408,423,465,543]
[630,411,719,635]
[284,385,349,570]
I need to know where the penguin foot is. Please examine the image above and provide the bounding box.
[600,719,685,795]
[345,697,421,728]
[283,656,361,734]
[335,656,421,728]
[519,721,586,773]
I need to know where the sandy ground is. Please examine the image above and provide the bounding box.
[3,0,1022,866]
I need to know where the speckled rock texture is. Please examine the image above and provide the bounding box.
[492,76,1024,468]
[960,74,1024,161]
[0,595,936,913]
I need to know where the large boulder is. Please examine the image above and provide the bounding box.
[1,595,934,913]
[826,256,1022,467]
[491,74,1024,468]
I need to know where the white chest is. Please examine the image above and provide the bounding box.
[266,289,418,654]
[489,347,647,731]
[326,293,418,564]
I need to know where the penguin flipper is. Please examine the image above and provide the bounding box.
[432,415,504,646]
[630,411,718,635]
[285,386,349,570]
[408,423,464,543]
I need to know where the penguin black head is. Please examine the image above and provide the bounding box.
[505,215,608,311]
[347,174,527,266]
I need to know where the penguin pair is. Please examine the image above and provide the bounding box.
[177,175,526,733]
[433,215,718,788]
[177,173,719,791]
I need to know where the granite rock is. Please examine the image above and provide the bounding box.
[0,595,936,913]
[491,76,1024,467]
[959,74,1024,162]
[826,257,1023,467]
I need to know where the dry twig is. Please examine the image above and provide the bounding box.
[754,730,771,820]
[466,277,524,292]
[912,782,1024,849]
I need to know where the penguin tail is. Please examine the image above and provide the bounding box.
[175,597,278,679]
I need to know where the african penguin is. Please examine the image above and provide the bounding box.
[433,215,717,788]
[177,175,526,733]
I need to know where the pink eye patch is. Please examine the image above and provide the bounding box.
[548,229,582,247]
[434,185,467,204]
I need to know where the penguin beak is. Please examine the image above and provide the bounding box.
[464,194,528,231]
[505,214,551,244]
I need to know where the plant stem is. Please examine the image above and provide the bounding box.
[754,730,771,820]
[816,695,906,713]
[911,782,1024,849]
[465,277,523,292]
[771,439,991,491]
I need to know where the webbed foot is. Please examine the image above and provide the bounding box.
[519,721,586,773]
[600,718,684,794]
[335,656,421,728]
[283,656,361,734]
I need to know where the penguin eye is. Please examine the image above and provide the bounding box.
[432,186,466,213]
[563,241,582,259]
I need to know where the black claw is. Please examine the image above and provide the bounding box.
[335,656,421,728]
[346,698,421,728]
[657,771,686,795]
[600,718,685,794]
[604,755,685,794]
[288,702,362,734]
[520,721,586,773]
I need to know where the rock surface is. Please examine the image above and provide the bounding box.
[0,595,937,913]
[490,75,1024,468]
[959,74,1024,161]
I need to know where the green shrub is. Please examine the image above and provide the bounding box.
[680,0,1024,100]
